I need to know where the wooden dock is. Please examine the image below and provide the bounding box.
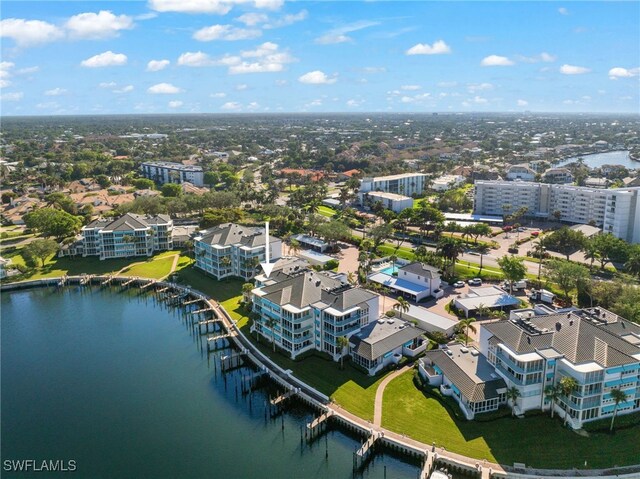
[100,276,113,286]
[139,280,156,290]
[420,452,435,479]
[156,286,169,294]
[306,410,333,432]
[270,389,296,406]
[191,307,213,315]
[356,432,380,458]
[183,298,201,305]
[207,333,232,342]
[121,277,137,287]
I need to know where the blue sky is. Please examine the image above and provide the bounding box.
[1,1,639,115]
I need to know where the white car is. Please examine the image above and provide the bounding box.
[453,281,465,288]
[468,278,483,286]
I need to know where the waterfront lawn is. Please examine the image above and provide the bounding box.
[120,255,176,279]
[382,371,638,469]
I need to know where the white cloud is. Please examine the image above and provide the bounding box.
[467,82,493,93]
[148,0,283,14]
[274,79,288,86]
[221,101,242,110]
[135,13,159,20]
[229,42,295,74]
[237,13,269,26]
[81,51,127,68]
[235,83,248,90]
[264,10,307,29]
[147,59,170,71]
[560,64,590,75]
[45,87,67,96]
[168,100,183,108]
[361,66,386,74]
[480,55,514,66]
[471,96,488,104]
[558,7,569,15]
[65,10,134,39]
[346,99,363,107]
[517,52,557,63]
[99,81,117,88]
[0,62,14,88]
[406,40,451,55]
[517,99,528,106]
[0,18,64,47]
[148,83,182,94]
[247,101,259,110]
[298,70,337,84]
[608,67,639,79]
[315,20,380,45]
[17,66,39,74]
[306,99,322,107]
[193,24,261,41]
[401,85,421,91]
[437,81,458,88]
[211,92,226,98]
[0,91,23,101]
[178,51,218,67]
[114,85,134,93]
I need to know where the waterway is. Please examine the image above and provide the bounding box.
[557,150,638,170]
[1,287,422,479]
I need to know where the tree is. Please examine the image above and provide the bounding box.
[132,178,155,190]
[161,183,182,197]
[468,223,492,244]
[265,316,278,352]
[543,227,586,260]
[497,255,527,295]
[458,317,476,346]
[437,237,464,278]
[24,208,82,241]
[587,233,630,270]
[476,244,491,274]
[204,171,219,187]
[317,219,351,245]
[95,174,111,188]
[609,388,629,432]
[242,283,254,303]
[544,260,589,304]
[393,297,410,315]
[369,223,394,252]
[544,385,561,418]
[559,376,579,425]
[289,238,301,257]
[336,336,350,369]
[506,386,521,417]
[624,244,640,277]
[22,239,59,267]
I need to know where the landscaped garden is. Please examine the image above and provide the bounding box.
[381,371,638,469]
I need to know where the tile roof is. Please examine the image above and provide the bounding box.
[259,271,343,309]
[350,319,422,361]
[197,223,278,248]
[422,345,507,402]
[483,310,640,368]
[399,262,440,278]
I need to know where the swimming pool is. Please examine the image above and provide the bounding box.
[379,265,399,275]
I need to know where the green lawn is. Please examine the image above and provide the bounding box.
[382,371,638,469]
[120,255,176,279]
[317,205,337,218]
[454,262,504,281]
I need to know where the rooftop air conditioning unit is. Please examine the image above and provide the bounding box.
[460,347,469,353]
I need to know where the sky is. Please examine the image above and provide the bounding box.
[1,1,639,115]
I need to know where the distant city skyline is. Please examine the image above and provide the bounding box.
[1,1,639,116]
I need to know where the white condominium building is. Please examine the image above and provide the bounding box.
[364,191,413,213]
[359,173,428,197]
[141,161,204,187]
[194,223,282,280]
[473,181,640,243]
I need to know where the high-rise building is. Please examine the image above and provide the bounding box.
[473,181,640,243]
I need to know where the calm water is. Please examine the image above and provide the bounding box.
[558,150,638,169]
[1,287,419,479]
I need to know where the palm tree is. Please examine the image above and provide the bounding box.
[220,255,232,274]
[506,386,521,417]
[531,240,546,281]
[336,336,350,369]
[559,376,579,425]
[347,271,358,286]
[476,303,490,319]
[122,234,136,257]
[390,254,398,274]
[609,388,629,432]
[242,282,254,303]
[393,297,410,315]
[437,237,464,278]
[490,310,507,320]
[458,317,477,346]
[583,243,600,272]
[544,384,561,418]
[476,244,490,275]
[289,238,301,257]
[265,316,278,352]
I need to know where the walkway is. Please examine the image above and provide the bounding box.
[373,365,411,426]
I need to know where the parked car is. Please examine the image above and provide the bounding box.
[453,281,465,288]
[531,231,540,237]
[504,280,527,291]
[468,278,482,286]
